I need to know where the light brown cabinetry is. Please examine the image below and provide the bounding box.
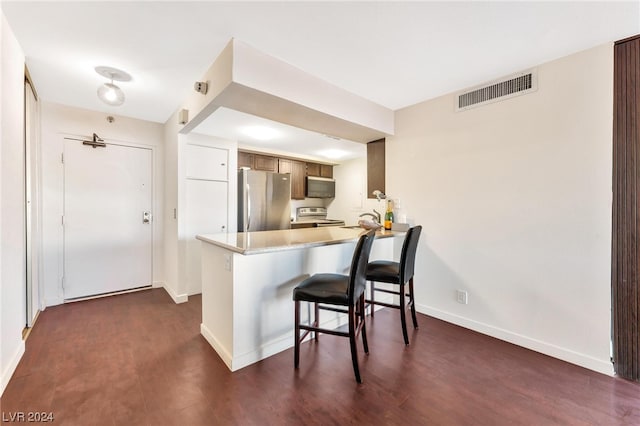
[306,162,333,178]
[278,158,306,200]
[239,151,278,172]
[237,150,333,200]
[254,154,278,172]
[238,151,254,169]
[306,162,320,177]
[320,164,333,178]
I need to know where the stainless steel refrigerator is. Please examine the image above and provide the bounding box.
[238,169,292,232]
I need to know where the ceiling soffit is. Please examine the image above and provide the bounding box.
[179,39,394,143]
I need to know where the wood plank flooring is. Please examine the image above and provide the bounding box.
[1,288,639,425]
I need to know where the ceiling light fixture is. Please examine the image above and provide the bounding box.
[241,126,280,141]
[317,149,349,160]
[95,66,132,107]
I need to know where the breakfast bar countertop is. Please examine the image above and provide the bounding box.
[196,227,401,255]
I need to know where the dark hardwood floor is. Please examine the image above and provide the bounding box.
[1,288,639,425]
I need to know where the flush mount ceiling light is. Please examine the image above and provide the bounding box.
[95,66,131,106]
[317,149,349,160]
[241,125,280,141]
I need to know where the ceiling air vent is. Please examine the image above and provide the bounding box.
[456,69,537,111]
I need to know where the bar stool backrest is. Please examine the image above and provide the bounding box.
[348,230,376,302]
[400,226,423,284]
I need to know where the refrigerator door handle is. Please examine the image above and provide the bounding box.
[246,183,251,231]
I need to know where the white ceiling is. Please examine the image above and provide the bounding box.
[193,107,367,162]
[2,1,639,160]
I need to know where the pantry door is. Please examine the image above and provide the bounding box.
[63,139,152,300]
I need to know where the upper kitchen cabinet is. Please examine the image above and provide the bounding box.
[254,154,278,172]
[238,151,254,169]
[306,162,333,178]
[367,138,385,198]
[278,159,306,200]
[238,150,333,199]
[320,164,333,178]
[238,151,278,172]
[186,144,228,182]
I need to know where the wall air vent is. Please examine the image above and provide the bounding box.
[456,69,537,111]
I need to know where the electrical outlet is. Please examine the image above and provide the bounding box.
[456,290,468,304]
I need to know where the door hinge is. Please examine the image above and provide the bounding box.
[61,215,64,225]
[61,276,65,290]
[61,153,64,163]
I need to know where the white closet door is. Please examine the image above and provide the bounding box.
[63,139,152,300]
[185,179,228,295]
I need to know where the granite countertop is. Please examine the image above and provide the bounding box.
[196,227,401,255]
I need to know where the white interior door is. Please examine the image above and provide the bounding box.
[63,139,152,300]
[25,78,41,325]
[185,179,228,295]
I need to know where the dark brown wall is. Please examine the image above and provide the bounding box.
[367,138,385,198]
[612,34,640,382]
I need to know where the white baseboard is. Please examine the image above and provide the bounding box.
[416,303,615,376]
[200,323,234,370]
[45,297,64,307]
[161,282,188,304]
[152,281,164,288]
[1,340,25,398]
[201,307,361,372]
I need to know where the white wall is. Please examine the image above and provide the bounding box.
[387,44,614,374]
[40,102,165,306]
[163,110,181,302]
[164,115,239,300]
[180,133,237,296]
[328,157,388,226]
[0,11,26,396]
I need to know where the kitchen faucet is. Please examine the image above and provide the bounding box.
[359,210,381,224]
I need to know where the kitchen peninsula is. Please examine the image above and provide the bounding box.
[196,227,402,371]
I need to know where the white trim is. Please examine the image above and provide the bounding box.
[201,323,233,370]
[416,303,615,376]
[0,341,25,398]
[64,285,152,304]
[162,282,188,304]
[206,308,369,373]
[231,331,295,371]
[45,297,64,307]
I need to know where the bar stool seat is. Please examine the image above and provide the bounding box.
[293,274,352,305]
[365,261,400,282]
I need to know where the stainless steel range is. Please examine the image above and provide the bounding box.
[293,207,345,228]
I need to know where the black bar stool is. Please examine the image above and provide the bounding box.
[366,225,422,345]
[292,230,376,383]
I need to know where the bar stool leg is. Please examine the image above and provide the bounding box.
[348,304,362,383]
[409,277,418,329]
[399,283,409,345]
[314,302,320,341]
[294,300,301,368]
[369,281,375,317]
[359,294,369,354]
